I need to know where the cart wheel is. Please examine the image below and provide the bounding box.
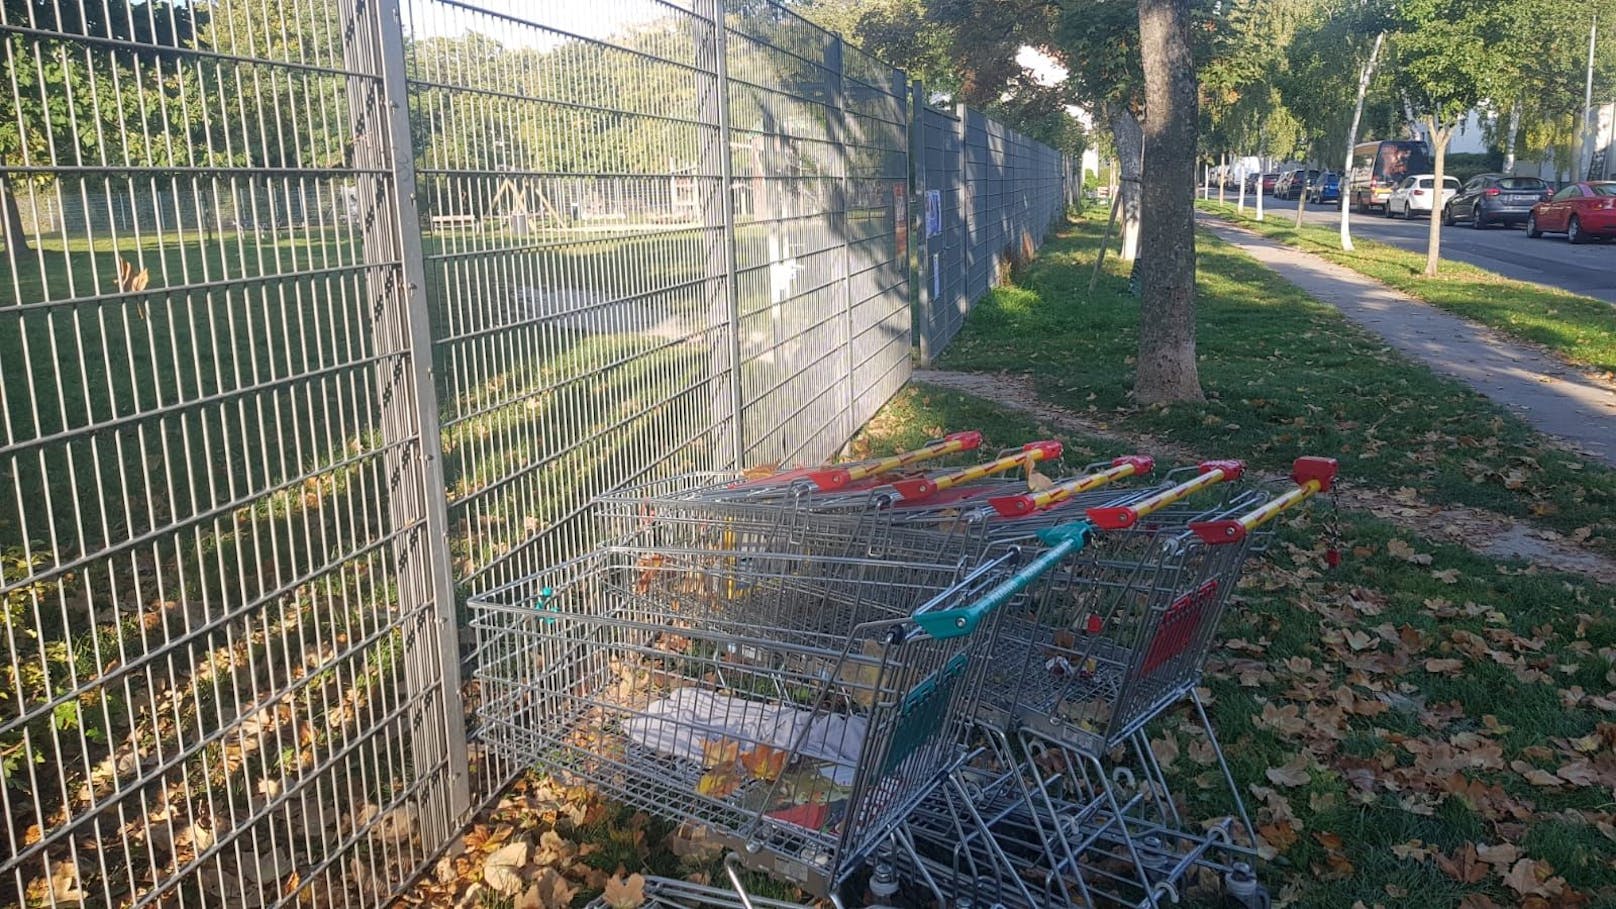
[1222,862,1272,909]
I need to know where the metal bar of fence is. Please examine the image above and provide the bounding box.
[0,0,1070,905]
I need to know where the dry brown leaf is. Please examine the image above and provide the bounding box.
[1431,568,1461,584]
[1423,658,1464,674]
[1555,760,1599,786]
[1501,858,1556,898]
[483,840,530,895]
[602,872,647,909]
[1476,842,1520,868]
[1265,755,1310,788]
[1435,843,1488,884]
[517,868,578,909]
[1386,539,1432,565]
[1256,702,1307,736]
[1149,734,1179,770]
[1510,760,1563,787]
[700,739,741,769]
[1027,470,1054,492]
[739,745,788,781]
[696,769,742,799]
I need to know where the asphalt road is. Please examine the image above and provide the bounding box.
[1229,193,1616,305]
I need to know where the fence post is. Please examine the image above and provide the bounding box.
[826,34,855,441]
[696,0,744,469]
[911,81,933,367]
[339,0,471,834]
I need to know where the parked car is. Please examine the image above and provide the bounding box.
[1442,174,1551,228]
[1307,172,1342,204]
[1526,181,1616,243]
[1384,174,1461,219]
[1261,172,1280,194]
[1275,169,1320,200]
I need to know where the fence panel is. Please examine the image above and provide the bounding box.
[0,1,468,906]
[917,104,1072,365]
[0,0,1070,905]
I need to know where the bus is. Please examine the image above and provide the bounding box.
[1347,139,1433,212]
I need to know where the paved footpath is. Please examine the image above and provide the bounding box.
[1199,216,1616,467]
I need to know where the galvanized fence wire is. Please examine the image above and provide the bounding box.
[0,0,466,907]
[0,0,1071,906]
[916,104,1069,364]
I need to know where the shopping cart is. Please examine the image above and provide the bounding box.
[595,452,1156,568]
[471,522,1097,903]
[922,457,1338,908]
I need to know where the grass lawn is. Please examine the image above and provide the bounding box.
[934,212,1616,558]
[847,386,1616,908]
[1197,199,1616,377]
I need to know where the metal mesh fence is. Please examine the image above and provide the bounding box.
[0,1,1070,906]
[915,103,1069,364]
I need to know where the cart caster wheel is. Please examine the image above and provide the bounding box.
[1222,862,1271,909]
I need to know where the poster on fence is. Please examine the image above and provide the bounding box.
[894,182,909,259]
[925,189,942,238]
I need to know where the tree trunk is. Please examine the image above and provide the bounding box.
[0,173,31,255]
[1255,165,1265,220]
[1217,152,1226,203]
[1503,100,1520,174]
[1237,158,1247,213]
[1425,124,1451,277]
[1294,158,1308,228]
[1341,31,1385,252]
[1135,0,1203,404]
[1109,105,1144,262]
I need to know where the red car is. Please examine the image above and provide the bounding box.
[1526,181,1616,243]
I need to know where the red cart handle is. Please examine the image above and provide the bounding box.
[803,431,982,491]
[890,440,1062,501]
[987,455,1154,517]
[1189,457,1337,544]
[1086,459,1245,530]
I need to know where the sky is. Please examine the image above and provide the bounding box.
[407,0,673,50]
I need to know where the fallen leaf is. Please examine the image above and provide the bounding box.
[1265,755,1310,788]
[517,868,578,909]
[1027,470,1054,492]
[1501,858,1554,898]
[483,840,530,895]
[1510,760,1563,787]
[1431,568,1460,584]
[603,872,647,909]
[701,739,740,769]
[1436,843,1488,884]
[1424,658,1464,674]
[1476,842,1520,868]
[739,745,788,782]
[1386,539,1432,565]
[696,769,742,799]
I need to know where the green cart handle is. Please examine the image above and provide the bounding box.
[911,522,1093,639]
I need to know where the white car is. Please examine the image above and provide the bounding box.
[1385,174,1462,219]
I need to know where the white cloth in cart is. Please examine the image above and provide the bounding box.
[624,688,867,785]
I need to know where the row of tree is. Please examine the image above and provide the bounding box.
[802,0,1616,402]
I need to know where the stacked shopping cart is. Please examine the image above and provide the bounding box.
[470,432,1337,909]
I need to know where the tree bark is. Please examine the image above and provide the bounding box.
[1341,31,1385,253]
[1294,158,1309,228]
[1134,0,1203,404]
[0,173,31,254]
[1217,152,1226,203]
[1502,100,1520,174]
[1425,123,1451,277]
[1108,105,1144,262]
[1237,158,1247,213]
